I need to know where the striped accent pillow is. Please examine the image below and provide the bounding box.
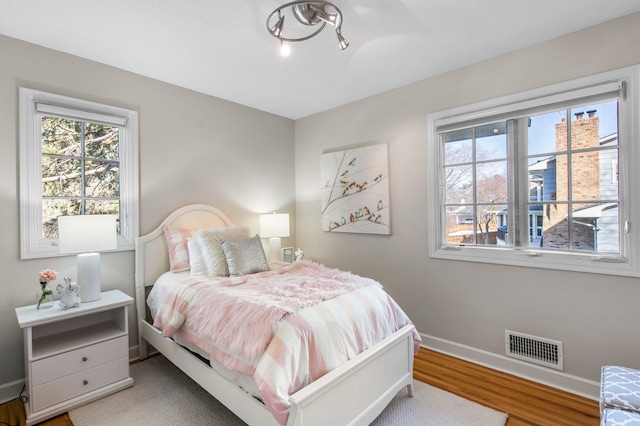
[163,225,194,272]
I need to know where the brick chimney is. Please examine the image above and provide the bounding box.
[544,110,600,248]
[554,110,600,201]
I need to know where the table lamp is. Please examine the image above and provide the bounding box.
[259,213,290,262]
[58,214,117,302]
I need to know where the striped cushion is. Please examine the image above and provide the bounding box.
[163,225,194,272]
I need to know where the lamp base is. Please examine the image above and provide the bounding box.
[269,237,282,262]
[77,252,102,302]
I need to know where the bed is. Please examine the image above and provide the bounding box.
[135,204,419,426]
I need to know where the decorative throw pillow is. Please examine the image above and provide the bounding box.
[221,235,269,276]
[187,238,208,277]
[197,226,251,276]
[163,225,194,272]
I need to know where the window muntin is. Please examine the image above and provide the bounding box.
[20,88,139,259]
[428,67,639,276]
[41,117,121,238]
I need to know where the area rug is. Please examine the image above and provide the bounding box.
[69,356,508,426]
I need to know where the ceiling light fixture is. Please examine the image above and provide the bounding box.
[267,1,349,56]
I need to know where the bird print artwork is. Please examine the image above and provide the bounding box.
[320,144,390,235]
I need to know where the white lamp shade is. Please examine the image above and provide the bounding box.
[58,215,117,303]
[259,213,290,238]
[58,215,118,254]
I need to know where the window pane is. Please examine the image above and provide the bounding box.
[446,209,475,245]
[476,161,507,204]
[569,102,618,149]
[444,131,472,165]
[439,94,622,256]
[528,204,544,247]
[85,161,120,198]
[541,203,570,250]
[41,119,122,228]
[529,110,567,156]
[475,123,507,161]
[600,149,619,199]
[552,154,568,202]
[84,122,119,160]
[572,202,619,253]
[445,165,473,204]
[477,204,507,245]
[41,117,80,156]
[42,157,82,197]
[571,150,620,201]
[42,199,81,238]
[528,157,550,202]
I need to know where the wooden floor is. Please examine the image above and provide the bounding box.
[414,349,600,425]
[1,347,599,426]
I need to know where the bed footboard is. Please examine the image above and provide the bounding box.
[286,324,415,426]
[140,318,414,426]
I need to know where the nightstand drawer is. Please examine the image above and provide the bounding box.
[31,335,127,386]
[31,356,129,412]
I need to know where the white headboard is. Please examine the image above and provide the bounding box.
[134,204,234,290]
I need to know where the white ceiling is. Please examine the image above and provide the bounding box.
[2,1,640,119]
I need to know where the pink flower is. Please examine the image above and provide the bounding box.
[39,269,58,284]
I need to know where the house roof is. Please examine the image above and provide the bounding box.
[573,203,618,218]
[1,1,640,119]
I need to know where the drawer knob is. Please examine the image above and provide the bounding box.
[82,356,88,362]
[83,380,88,385]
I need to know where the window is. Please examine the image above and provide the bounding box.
[427,66,640,276]
[19,88,139,259]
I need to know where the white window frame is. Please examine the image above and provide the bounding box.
[19,88,139,259]
[427,65,640,277]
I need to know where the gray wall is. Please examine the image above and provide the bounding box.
[0,35,295,399]
[294,12,640,395]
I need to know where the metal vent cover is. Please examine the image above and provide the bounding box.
[505,330,563,371]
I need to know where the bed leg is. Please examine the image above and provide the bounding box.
[139,336,148,360]
[406,382,414,397]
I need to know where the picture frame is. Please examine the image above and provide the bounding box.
[321,143,390,235]
[282,247,294,263]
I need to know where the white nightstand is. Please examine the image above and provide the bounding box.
[15,289,134,425]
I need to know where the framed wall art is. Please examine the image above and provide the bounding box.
[321,143,390,235]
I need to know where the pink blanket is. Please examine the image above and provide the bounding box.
[154,261,380,371]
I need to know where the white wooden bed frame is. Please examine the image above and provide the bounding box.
[135,204,415,426]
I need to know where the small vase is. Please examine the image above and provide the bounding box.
[37,282,54,309]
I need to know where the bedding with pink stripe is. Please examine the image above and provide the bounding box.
[153,261,421,425]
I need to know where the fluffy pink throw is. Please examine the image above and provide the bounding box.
[154,261,380,368]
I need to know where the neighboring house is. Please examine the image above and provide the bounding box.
[498,111,619,252]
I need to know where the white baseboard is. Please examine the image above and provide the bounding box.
[129,344,139,362]
[0,378,25,405]
[420,332,600,401]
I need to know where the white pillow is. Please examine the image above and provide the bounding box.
[187,238,208,277]
[197,226,250,276]
[221,235,269,276]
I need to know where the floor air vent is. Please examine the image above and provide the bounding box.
[505,330,563,371]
